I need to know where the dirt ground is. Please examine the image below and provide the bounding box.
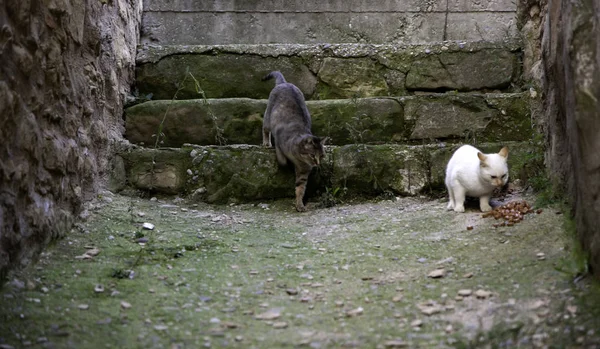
[1,190,599,348]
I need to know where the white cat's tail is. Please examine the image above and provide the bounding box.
[262,71,287,85]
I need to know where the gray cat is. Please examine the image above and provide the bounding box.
[262,71,326,212]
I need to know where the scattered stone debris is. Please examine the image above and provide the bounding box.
[427,268,445,278]
[78,304,89,310]
[75,248,101,260]
[417,301,444,316]
[411,319,423,327]
[474,289,492,299]
[346,307,364,317]
[272,321,288,329]
[537,252,546,260]
[94,284,105,293]
[457,289,472,297]
[383,339,408,348]
[254,309,281,320]
[120,301,132,309]
[142,222,155,230]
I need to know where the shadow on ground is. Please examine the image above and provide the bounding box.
[1,191,599,348]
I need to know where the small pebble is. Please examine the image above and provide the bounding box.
[142,223,155,230]
[272,321,288,329]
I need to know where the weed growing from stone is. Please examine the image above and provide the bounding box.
[186,72,227,146]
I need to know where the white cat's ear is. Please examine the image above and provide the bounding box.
[498,147,509,158]
[477,152,487,162]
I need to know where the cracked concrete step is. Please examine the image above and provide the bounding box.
[117,142,534,203]
[134,41,522,101]
[125,93,532,147]
[141,0,517,45]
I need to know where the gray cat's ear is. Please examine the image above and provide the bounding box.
[477,152,487,165]
[498,146,509,158]
[302,137,315,149]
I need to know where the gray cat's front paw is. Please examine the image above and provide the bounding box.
[262,142,272,147]
[295,204,307,212]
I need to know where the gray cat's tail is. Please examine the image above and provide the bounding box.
[262,71,287,85]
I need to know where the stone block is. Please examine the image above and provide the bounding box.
[403,93,531,142]
[447,0,516,11]
[141,12,446,45]
[136,51,317,100]
[136,42,522,100]
[143,0,447,12]
[405,48,517,91]
[123,142,534,201]
[125,98,267,147]
[445,13,518,42]
[125,93,530,146]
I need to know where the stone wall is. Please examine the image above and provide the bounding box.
[142,0,518,45]
[0,0,141,281]
[518,0,600,276]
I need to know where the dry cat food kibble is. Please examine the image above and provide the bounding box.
[482,200,535,227]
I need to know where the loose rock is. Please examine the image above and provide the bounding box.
[272,322,288,329]
[475,289,492,299]
[346,307,364,317]
[255,309,281,320]
[428,268,445,278]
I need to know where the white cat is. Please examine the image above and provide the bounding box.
[445,145,509,213]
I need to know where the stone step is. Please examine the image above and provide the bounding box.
[119,142,534,204]
[135,41,522,101]
[142,0,517,45]
[125,93,531,147]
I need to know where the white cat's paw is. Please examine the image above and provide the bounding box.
[446,202,454,210]
[453,206,465,213]
[480,204,492,212]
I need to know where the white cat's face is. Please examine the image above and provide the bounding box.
[480,164,509,187]
[478,147,509,187]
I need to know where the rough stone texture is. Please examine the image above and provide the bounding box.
[125,94,530,147]
[521,0,600,277]
[123,142,533,201]
[405,49,518,91]
[404,93,531,142]
[0,0,141,280]
[125,99,267,147]
[445,13,518,41]
[141,0,516,45]
[135,42,522,100]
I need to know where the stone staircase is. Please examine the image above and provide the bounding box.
[120,0,533,205]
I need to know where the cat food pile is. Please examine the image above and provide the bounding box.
[482,200,535,227]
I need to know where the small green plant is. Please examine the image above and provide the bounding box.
[345,95,371,144]
[186,72,226,145]
[320,186,342,208]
